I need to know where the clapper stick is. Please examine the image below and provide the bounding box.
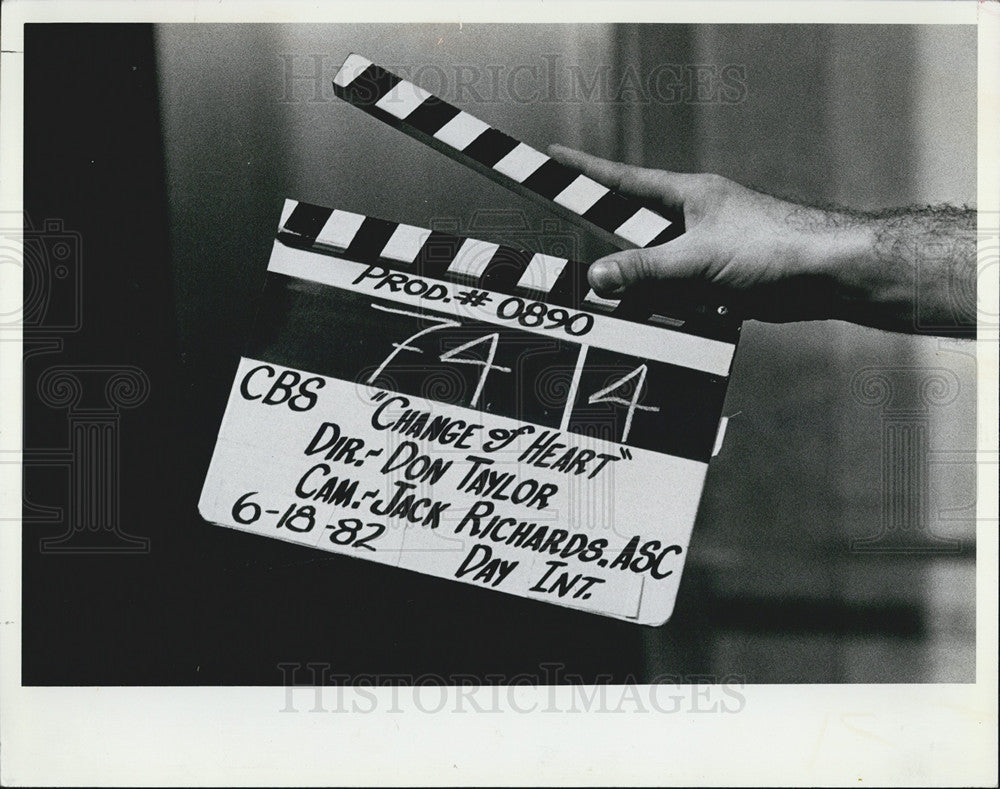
[332,54,685,253]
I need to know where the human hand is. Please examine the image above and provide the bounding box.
[548,144,976,336]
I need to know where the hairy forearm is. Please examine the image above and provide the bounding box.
[796,204,977,337]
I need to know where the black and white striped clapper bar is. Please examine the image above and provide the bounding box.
[332,53,683,252]
[198,53,742,626]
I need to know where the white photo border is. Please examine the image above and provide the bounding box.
[1,1,996,786]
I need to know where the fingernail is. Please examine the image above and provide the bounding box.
[589,262,622,293]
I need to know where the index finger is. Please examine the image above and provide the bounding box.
[547,144,691,210]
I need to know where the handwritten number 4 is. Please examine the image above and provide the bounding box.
[438,333,510,407]
[588,365,659,443]
[367,304,509,409]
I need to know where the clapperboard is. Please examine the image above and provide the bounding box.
[199,54,741,625]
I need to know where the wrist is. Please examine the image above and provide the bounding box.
[796,212,911,328]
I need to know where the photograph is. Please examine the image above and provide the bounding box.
[2,2,996,786]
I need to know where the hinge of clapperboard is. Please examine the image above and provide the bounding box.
[277,53,740,455]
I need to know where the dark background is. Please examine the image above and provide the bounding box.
[22,23,976,685]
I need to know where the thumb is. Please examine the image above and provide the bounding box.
[588,236,710,296]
